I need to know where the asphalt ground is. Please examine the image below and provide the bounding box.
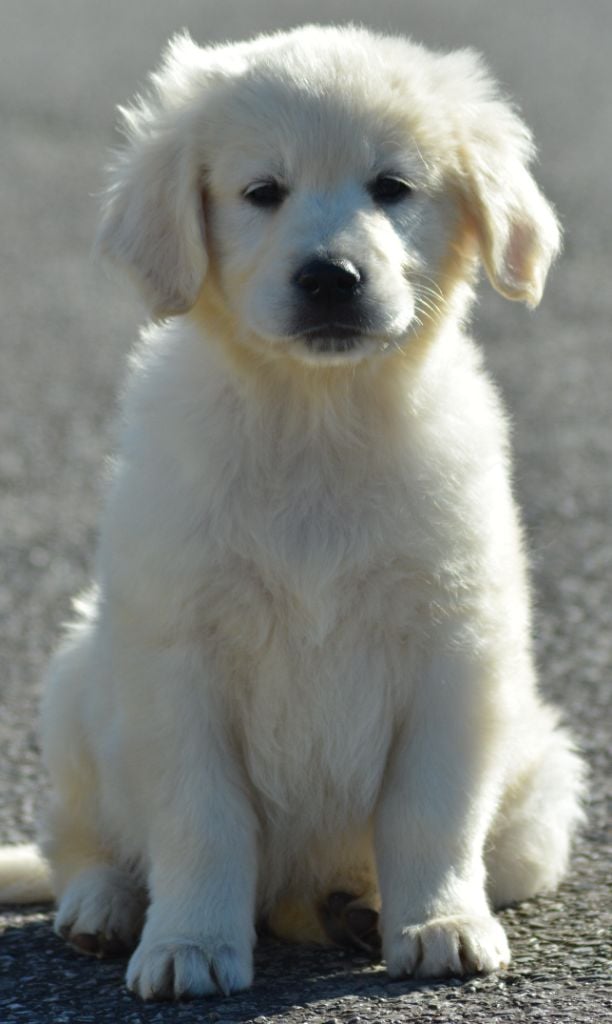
[0,1,610,1021]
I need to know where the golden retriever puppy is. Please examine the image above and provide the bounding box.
[0,24,585,1000]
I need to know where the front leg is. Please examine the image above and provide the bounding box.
[376,645,511,978]
[116,642,258,1000]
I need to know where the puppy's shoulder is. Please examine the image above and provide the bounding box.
[411,326,511,454]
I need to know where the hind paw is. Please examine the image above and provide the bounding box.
[320,890,381,953]
[55,864,145,957]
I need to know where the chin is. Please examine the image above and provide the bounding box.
[290,335,391,367]
[242,325,410,369]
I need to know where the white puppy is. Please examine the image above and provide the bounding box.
[1,24,585,1000]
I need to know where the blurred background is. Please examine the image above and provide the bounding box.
[0,1,610,1020]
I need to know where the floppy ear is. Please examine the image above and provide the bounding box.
[96,37,208,319]
[457,92,561,308]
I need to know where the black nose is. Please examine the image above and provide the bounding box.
[293,257,362,305]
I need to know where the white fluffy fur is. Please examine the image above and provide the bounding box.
[1,25,584,1000]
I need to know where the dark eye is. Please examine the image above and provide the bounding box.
[369,175,413,204]
[243,180,287,208]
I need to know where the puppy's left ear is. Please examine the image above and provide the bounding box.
[457,100,561,308]
[96,35,208,319]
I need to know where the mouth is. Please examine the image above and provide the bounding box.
[297,323,365,353]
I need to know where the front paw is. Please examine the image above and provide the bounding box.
[384,914,510,979]
[126,937,253,1000]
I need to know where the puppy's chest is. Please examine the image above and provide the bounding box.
[199,425,437,813]
[215,442,432,602]
[229,597,404,823]
[203,432,437,676]
[211,553,425,822]
[208,469,433,653]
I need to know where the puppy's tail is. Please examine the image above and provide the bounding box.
[0,844,54,903]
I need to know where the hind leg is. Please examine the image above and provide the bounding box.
[44,800,146,957]
[41,615,146,956]
[486,709,586,908]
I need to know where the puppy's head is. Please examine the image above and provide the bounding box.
[98,26,561,366]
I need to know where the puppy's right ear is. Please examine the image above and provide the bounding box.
[96,36,208,319]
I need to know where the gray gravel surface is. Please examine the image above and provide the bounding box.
[1,1,610,1021]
